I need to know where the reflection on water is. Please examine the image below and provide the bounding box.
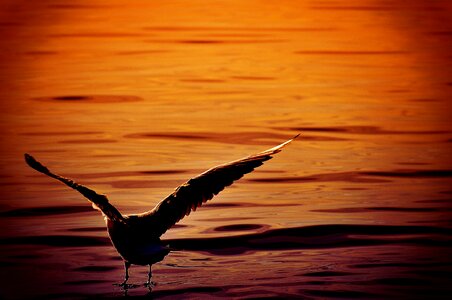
[1,0,452,299]
[33,95,143,103]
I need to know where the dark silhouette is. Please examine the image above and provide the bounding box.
[24,135,298,288]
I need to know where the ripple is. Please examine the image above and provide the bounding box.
[180,78,226,83]
[150,287,223,298]
[125,131,305,145]
[415,199,450,203]
[304,280,331,285]
[303,289,379,298]
[361,170,452,178]
[73,265,117,272]
[231,76,275,81]
[248,172,390,184]
[48,32,144,38]
[21,131,102,136]
[311,206,450,213]
[351,262,446,268]
[212,224,266,232]
[142,26,335,32]
[0,235,109,247]
[310,4,441,11]
[165,224,452,255]
[115,50,170,55]
[409,98,439,102]
[374,277,430,286]
[280,125,449,135]
[295,50,408,55]
[1,224,451,255]
[204,202,299,209]
[145,39,285,44]
[396,162,432,166]
[303,271,355,277]
[64,279,110,285]
[140,170,188,175]
[58,139,117,144]
[67,227,105,232]
[33,95,143,103]
[175,40,223,44]
[248,169,452,184]
[0,205,93,217]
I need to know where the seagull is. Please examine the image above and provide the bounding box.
[24,134,299,288]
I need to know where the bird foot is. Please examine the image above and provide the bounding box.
[144,281,156,288]
[113,282,140,290]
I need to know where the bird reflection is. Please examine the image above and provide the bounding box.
[24,135,298,289]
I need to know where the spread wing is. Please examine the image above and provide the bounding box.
[24,154,126,224]
[137,134,299,238]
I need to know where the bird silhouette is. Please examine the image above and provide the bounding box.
[24,135,298,288]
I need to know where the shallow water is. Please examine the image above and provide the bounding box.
[0,0,452,299]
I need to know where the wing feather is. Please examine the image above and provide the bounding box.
[138,134,299,237]
[24,154,126,224]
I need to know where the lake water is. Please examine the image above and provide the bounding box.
[0,0,451,299]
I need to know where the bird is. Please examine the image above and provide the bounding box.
[24,134,299,288]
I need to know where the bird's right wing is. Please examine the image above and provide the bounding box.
[137,135,299,238]
[24,154,126,224]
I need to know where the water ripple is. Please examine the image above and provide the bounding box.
[142,26,335,32]
[312,207,451,213]
[280,125,450,135]
[249,169,452,184]
[0,235,109,247]
[124,131,340,145]
[32,95,143,103]
[295,50,408,55]
[0,205,93,218]
[303,289,379,298]
[2,225,450,253]
[167,224,451,255]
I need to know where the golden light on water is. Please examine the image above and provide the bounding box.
[0,0,451,298]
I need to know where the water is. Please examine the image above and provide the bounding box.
[0,0,451,299]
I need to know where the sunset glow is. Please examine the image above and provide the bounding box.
[0,0,451,298]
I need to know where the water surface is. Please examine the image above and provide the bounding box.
[0,0,451,299]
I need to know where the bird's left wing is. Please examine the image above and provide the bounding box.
[24,154,126,224]
[137,135,299,238]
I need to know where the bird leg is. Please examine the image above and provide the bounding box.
[114,261,131,287]
[114,261,140,290]
[123,261,131,285]
[144,265,156,288]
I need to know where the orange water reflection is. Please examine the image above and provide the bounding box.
[0,0,451,298]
